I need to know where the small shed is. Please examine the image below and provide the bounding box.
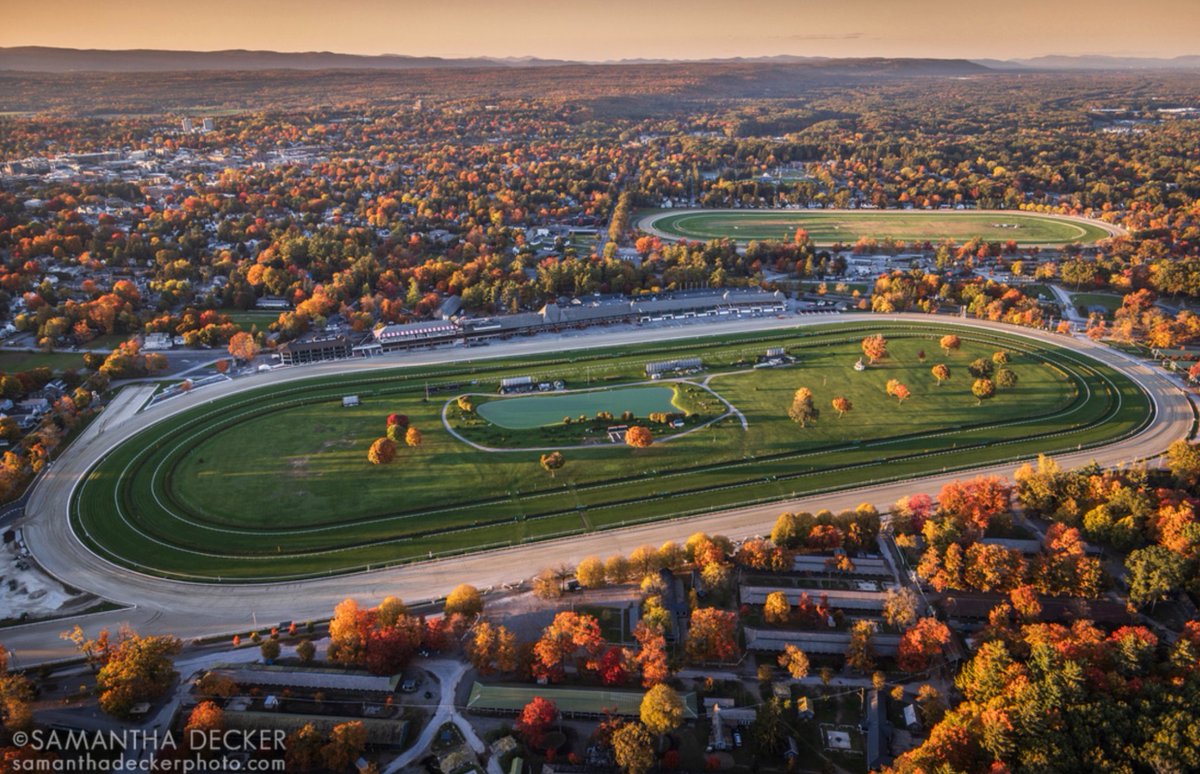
[342,395,360,408]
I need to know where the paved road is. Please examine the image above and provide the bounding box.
[382,659,500,774]
[1048,283,1089,323]
[3,313,1192,665]
[636,208,1128,247]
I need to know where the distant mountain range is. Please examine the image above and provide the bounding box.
[976,55,1200,71]
[0,46,1197,73]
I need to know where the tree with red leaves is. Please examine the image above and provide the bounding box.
[364,617,422,675]
[596,646,629,686]
[516,696,558,749]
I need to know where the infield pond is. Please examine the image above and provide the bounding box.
[475,386,680,429]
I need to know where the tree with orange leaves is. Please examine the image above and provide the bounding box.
[685,608,739,663]
[939,334,961,355]
[327,598,368,665]
[624,426,653,448]
[533,611,604,683]
[1009,584,1042,622]
[633,621,669,687]
[367,437,396,464]
[938,475,1012,532]
[886,379,911,403]
[897,617,952,673]
[831,396,852,417]
[862,334,888,364]
[227,331,260,362]
[185,700,225,736]
[467,621,518,675]
[1034,523,1102,597]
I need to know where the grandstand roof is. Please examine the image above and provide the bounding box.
[740,586,892,610]
[744,627,901,656]
[466,682,698,719]
[374,320,460,342]
[208,664,400,693]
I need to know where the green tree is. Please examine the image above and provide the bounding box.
[295,639,316,664]
[750,697,788,756]
[1126,546,1187,610]
[995,367,1018,389]
[788,387,819,427]
[260,638,281,661]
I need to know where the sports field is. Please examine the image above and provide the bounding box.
[71,322,1151,581]
[639,209,1117,246]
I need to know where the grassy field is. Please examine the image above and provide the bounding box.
[71,321,1151,581]
[1070,292,1124,315]
[1020,283,1055,301]
[226,310,281,331]
[0,350,86,373]
[641,210,1113,245]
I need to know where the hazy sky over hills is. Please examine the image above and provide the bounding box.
[3,0,1197,61]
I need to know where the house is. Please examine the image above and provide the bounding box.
[43,380,68,397]
[17,398,50,416]
[436,295,464,320]
[142,332,173,351]
[255,296,291,310]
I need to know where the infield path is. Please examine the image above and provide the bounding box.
[637,208,1128,246]
[4,313,1191,664]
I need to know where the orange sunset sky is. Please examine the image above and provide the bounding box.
[2,0,1198,61]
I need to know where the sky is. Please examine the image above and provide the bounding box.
[3,0,1198,61]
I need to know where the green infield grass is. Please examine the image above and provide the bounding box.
[71,321,1151,581]
[640,210,1114,245]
